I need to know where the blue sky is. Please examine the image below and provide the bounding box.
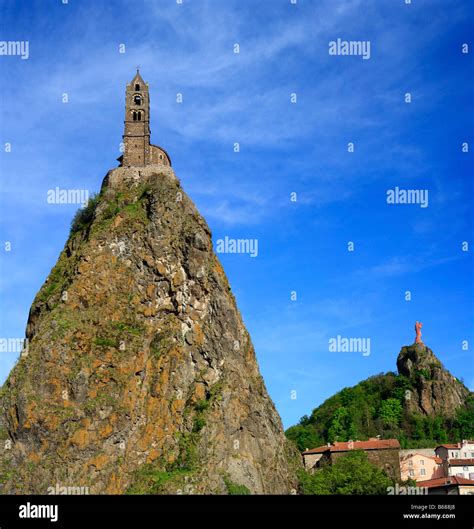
[0,0,472,429]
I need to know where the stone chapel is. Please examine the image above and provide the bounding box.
[118,69,172,167]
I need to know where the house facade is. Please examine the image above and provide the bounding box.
[435,440,474,480]
[399,452,444,482]
[435,440,474,461]
[446,459,474,480]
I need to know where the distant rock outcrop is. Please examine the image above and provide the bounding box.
[397,344,469,418]
[0,165,300,494]
[286,341,472,452]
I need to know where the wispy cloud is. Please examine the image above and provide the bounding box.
[355,254,464,279]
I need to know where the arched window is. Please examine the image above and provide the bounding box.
[134,95,142,106]
[137,111,141,121]
[135,83,140,91]
[133,111,137,121]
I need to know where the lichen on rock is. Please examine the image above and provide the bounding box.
[0,165,300,494]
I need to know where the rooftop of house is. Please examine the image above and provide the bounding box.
[416,476,474,488]
[302,438,400,455]
[401,453,443,464]
[425,455,443,464]
[448,458,474,466]
[436,441,474,450]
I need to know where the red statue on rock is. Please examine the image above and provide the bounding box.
[415,321,423,344]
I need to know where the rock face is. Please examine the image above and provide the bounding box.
[397,344,469,418]
[0,166,300,494]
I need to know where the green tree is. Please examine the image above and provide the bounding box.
[285,372,470,450]
[379,398,403,428]
[285,424,322,453]
[392,375,413,402]
[453,397,474,440]
[70,193,100,234]
[328,407,351,442]
[298,450,393,495]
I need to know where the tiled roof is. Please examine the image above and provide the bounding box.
[302,445,331,455]
[403,453,443,464]
[302,445,330,455]
[302,439,400,455]
[436,441,474,449]
[416,476,474,488]
[448,458,474,466]
[421,455,442,464]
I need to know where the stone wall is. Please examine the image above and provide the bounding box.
[400,448,436,458]
[150,144,171,166]
[302,452,324,471]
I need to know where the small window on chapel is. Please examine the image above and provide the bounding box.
[135,83,140,91]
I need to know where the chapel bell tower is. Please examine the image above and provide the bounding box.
[120,69,171,168]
